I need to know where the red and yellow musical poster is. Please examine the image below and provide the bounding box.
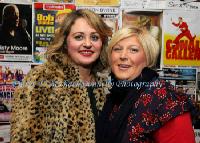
[163,10,200,66]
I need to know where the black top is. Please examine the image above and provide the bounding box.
[87,86,99,121]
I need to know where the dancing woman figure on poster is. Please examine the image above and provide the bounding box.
[11,9,112,143]
[171,17,196,45]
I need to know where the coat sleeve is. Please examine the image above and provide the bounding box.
[11,67,48,143]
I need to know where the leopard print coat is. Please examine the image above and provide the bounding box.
[11,55,110,143]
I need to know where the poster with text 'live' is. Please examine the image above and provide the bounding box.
[33,2,76,63]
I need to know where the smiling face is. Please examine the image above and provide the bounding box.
[110,35,147,81]
[66,18,103,68]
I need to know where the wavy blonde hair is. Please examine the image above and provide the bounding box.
[107,26,160,68]
[46,9,112,72]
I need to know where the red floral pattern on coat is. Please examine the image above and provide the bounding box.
[122,79,193,142]
[165,97,177,110]
[153,87,167,99]
[129,123,144,141]
[141,94,152,107]
[142,111,158,126]
[106,78,194,143]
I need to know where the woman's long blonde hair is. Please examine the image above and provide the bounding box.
[46,9,112,72]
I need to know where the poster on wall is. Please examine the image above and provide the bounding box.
[33,2,76,63]
[162,10,200,66]
[122,10,163,68]
[0,3,32,61]
[157,67,197,101]
[195,129,200,143]
[196,70,200,102]
[76,0,119,6]
[0,63,31,143]
[77,6,119,32]
[121,0,165,9]
[0,0,32,4]
[0,124,10,143]
[33,0,74,2]
[0,62,31,123]
[166,0,200,10]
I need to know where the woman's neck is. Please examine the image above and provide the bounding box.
[79,66,94,83]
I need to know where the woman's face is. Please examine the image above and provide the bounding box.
[110,35,147,81]
[66,18,102,67]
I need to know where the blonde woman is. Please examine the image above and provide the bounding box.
[96,27,195,143]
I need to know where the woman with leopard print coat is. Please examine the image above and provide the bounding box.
[11,9,112,143]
